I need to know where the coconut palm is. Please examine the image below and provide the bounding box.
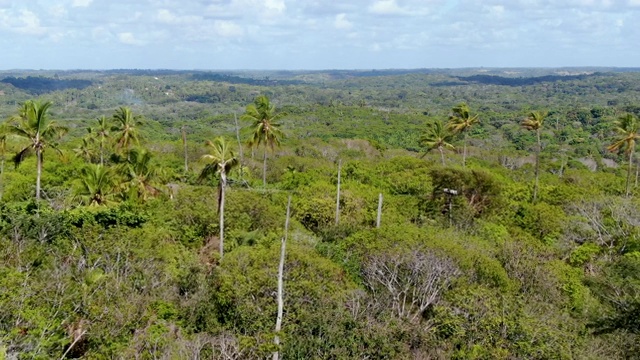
[73,137,96,163]
[420,120,454,166]
[7,100,67,201]
[521,110,547,203]
[447,102,479,168]
[118,148,160,202]
[112,107,142,157]
[199,137,239,259]
[607,113,640,197]
[241,95,285,187]
[74,164,116,206]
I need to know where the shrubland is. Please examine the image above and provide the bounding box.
[0,68,640,359]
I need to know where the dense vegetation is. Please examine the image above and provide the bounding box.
[1,68,640,359]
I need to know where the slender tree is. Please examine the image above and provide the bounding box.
[273,194,292,360]
[521,110,547,203]
[91,116,110,166]
[420,120,454,165]
[199,137,239,259]
[112,107,142,157]
[242,95,285,187]
[7,100,67,201]
[0,128,6,199]
[447,102,479,168]
[607,113,640,197]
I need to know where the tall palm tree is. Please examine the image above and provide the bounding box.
[118,148,159,202]
[241,95,285,187]
[420,120,454,166]
[0,127,7,199]
[7,100,67,201]
[74,164,116,206]
[199,137,239,259]
[112,107,142,158]
[91,116,110,166]
[521,110,547,203]
[447,102,479,168]
[607,113,640,197]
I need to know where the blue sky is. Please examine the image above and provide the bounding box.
[1,0,639,70]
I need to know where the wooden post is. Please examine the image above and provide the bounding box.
[335,160,341,226]
[273,195,292,360]
[376,193,383,228]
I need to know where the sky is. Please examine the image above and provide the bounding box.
[0,0,639,70]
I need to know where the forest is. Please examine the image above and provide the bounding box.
[0,67,640,359]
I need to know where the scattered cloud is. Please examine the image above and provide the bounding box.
[1,0,640,68]
[72,0,93,7]
[334,13,353,30]
[118,32,144,45]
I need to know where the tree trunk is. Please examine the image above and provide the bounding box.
[219,171,227,259]
[533,129,540,203]
[36,148,42,201]
[335,160,341,225]
[263,149,268,188]
[234,112,244,181]
[439,146,445,166]
[626,149,633,197]
[462,133,467,168]
[0,152,4,200]
[99,138,104,166]
[182,126,188,173]
[376,193,383,228]
[273,195,292,360]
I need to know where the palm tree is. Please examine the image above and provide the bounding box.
[112,107,142,158]
[607,113,640,197]
[0,127,7,199]
[420,120,454,165]
[118,148,159,202]
[521,110,547,203]
[241,95,285,187]
[73,137,96,163]
[447,102,479,168]
[74,164,116,206]
[7,100,67,201]
[90,116,110,166]
[199,137,239,259]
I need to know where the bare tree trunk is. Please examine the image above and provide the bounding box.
[376,193,383,228]
[439,147,445,166]
[219,171,227,259]
[36,148,42,201]
[635,155,639,188]
[533,128,540,203]
[626,150,633,197]
[182,125,188,173]
[273,195,292,360]
[335,160,341,225]
[234,112,244,181]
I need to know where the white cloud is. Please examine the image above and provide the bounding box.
[14,9,46,35]
[214,20,244,37]
[118,32,144,45]
[334,13,353,30]
[369,0,408,15]
[72,0,93,7]
[156,9,202,25]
